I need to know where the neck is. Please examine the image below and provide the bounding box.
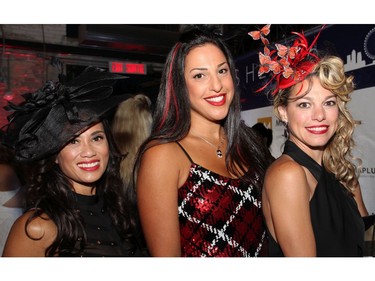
[190,125,223,139]
[189,127,225,158]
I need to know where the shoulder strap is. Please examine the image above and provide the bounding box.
[283,140,322,181]
[175,141,194,164]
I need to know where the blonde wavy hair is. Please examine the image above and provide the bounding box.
[111,94,153,190]
[273,56,361,193]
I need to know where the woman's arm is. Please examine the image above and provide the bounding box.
[352,183,369,217]
[2,210,57,257]
[263,157,316,256]
[136,143,182,256]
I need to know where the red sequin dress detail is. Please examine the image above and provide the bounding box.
[177,142,266,257]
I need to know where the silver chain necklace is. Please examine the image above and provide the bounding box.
[194,134,225,158]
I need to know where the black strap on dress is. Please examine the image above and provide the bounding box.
[176,141,194,164]
[283,140,322,180]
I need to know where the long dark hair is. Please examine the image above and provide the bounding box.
[135,26,273,191]
[24,118,140,256]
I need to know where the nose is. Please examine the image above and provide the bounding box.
[210,74,223,93]
[312,105,325,121]
[80,142,96,157]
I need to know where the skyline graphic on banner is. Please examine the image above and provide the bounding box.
[236,24,375,111]
[345,49,375,72]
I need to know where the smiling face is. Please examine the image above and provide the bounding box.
[56,122,109,195]
[184,43,234,123]
[278,76,339,152]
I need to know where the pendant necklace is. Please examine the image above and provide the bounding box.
[194,132,225,158]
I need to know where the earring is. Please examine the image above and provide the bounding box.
[283,121,289,138]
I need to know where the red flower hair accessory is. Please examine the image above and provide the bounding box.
[249,24,325,95]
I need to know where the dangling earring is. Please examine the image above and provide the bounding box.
[283,121,289,138]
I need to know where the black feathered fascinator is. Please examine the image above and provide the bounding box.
[1,66,130,162]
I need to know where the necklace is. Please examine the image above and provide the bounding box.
[194,132,225,158]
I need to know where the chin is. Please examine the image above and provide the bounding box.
[307,140,330,150]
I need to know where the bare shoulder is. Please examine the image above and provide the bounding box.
[143,141,182,157]
[264,155,307,192]
[2,210,57,257]
[138,141,192,188]
[23,210,57,240]
[141,141,189,167]
[266,155,305,178]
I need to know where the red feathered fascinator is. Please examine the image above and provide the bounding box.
[248,24,325,95]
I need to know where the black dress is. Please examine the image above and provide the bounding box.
[268,140,365,257]
[63,191,144,257]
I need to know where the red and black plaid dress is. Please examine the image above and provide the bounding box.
[177,142,266,257]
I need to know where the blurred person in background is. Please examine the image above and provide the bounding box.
[252,122,274,156]
[111,93,153,191]
[0,143,25,255]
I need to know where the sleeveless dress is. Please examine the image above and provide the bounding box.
[62,191,144,257]
[268,140,365,257]
[176,142,266,257]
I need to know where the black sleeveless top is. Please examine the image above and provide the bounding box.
[62,191,143,257]
[268,140,365,257]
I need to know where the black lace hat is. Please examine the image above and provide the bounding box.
[1,66,130,162]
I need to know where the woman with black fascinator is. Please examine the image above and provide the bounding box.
[1,67,147,257]
[134,25,273,257]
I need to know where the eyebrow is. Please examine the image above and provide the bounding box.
[72,130,105,139]
[189,61,228,73]
[90,130,105,136]
[300,94,336,101]
[325,94,337,100]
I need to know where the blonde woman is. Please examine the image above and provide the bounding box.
[111,94,153,190]
[250,25,369,256]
